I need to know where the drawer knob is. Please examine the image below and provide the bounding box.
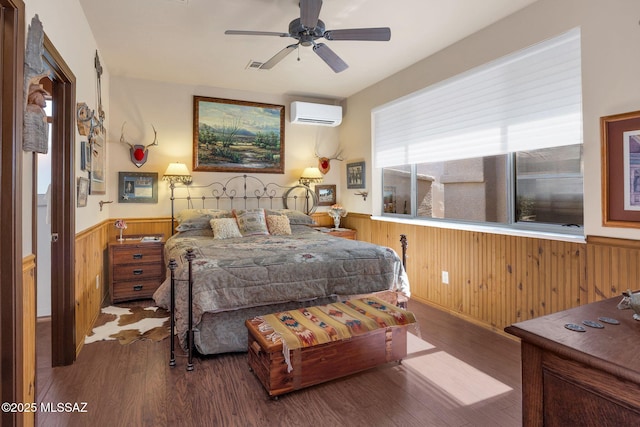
[133,285,143,291]
[132,253,143,259]
[133,269,143,275]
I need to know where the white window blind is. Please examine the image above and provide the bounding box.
[373,28,582,168]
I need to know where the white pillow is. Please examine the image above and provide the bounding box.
[210,218,242,239]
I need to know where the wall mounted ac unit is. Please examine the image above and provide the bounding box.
[290,101,342,127]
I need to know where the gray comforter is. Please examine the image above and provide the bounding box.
[153,225,410,351]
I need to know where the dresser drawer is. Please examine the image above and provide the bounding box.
[112,263,164,281]
[112,279,163,301]
[112,246,163,265]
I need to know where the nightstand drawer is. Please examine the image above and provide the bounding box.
[112,279,163,301]
[112,247,163,265]
[112,263,164,281]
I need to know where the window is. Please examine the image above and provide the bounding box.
[373,29,583,233]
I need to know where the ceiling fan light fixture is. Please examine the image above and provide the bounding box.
[225,0,390,73]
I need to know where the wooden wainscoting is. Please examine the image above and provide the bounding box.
[342,214,588,333]
[586,236,640,300]
[22,255,36,427]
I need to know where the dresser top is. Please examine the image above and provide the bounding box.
[506,296,640,383]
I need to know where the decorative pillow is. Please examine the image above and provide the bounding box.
[233,208,269,236]
[210,218,242,239]
[266,215,292,235]
[175,209,232,232]
[269,209,315,225]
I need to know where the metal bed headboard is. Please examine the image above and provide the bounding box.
[168,174,319,235]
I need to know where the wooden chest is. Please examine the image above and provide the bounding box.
[246,306,411,398]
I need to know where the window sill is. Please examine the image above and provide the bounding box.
[371,215,586,244]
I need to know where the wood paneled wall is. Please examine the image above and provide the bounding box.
[342,214,605,333]
[22,255,36,427]
[70,215,640,353]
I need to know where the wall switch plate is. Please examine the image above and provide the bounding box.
[442,271,449,284]
[96,274,100,289]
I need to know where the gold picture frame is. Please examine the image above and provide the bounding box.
[193,96,285,173]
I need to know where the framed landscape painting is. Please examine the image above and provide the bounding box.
[193,96,285,173]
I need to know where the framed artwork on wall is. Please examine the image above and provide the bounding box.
[77,177,89,207]
[601,110,640,227]
[89,131,106,194]
[118,172,158,203]
[346,161,365,189]
[193,96,285,173]
[315,184,337,206]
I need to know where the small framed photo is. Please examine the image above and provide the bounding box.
[80,140,91,171]
[77,177,89,207]
[316,184,336,206]
[347,161,365,189]
[118,171,158,203]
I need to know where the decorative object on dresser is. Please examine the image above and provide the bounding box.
[109,234,165,303]
[193,96,285,173]
[505,296,640,426]
[114,219,127,242]
[327,203,347,228]
[246,297,416,398]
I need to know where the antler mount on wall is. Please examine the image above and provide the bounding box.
[120,122,158,168]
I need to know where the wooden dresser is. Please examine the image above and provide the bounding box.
[108,235,165,303]
[327,228,356,240]
[505,296,640,426]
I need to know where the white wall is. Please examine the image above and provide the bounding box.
[340,0,640,240]
[106,76,342,220]
[23,0,110,255]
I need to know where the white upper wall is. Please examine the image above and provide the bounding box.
[340,0,640,240]
[106,77,342,219]
[23,0,109,254]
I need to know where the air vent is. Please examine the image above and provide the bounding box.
[246,60,264,70]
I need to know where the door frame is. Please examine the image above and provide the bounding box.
[42,35,76,367]
[0,0,25,424]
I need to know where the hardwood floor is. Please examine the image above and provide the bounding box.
[35,300,522,426]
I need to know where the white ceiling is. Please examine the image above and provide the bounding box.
[78,0,538,100]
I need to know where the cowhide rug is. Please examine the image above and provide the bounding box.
[85,306,170,345]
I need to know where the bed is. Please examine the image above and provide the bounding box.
[152,175,410,359]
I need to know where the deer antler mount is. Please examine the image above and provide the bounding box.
[120,122,158,168]
[315,142,344,174]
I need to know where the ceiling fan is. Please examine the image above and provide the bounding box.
[224,0,391,73]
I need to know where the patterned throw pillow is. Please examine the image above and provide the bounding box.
[233,208,269,236]
[176,209,232,231]
[266,215,292,235]
[210,218,242,239]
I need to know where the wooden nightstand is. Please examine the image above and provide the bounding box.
[108,234,165,303]
[327,228,357,240]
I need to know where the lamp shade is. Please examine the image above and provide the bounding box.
[162,162,192,183]
[299,167,324,185]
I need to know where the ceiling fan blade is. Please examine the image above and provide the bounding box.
[313,43,348,73]
[225,30,290,37]
[324,27,391,41]
[300,0,323,29]
[261,44,298,69]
